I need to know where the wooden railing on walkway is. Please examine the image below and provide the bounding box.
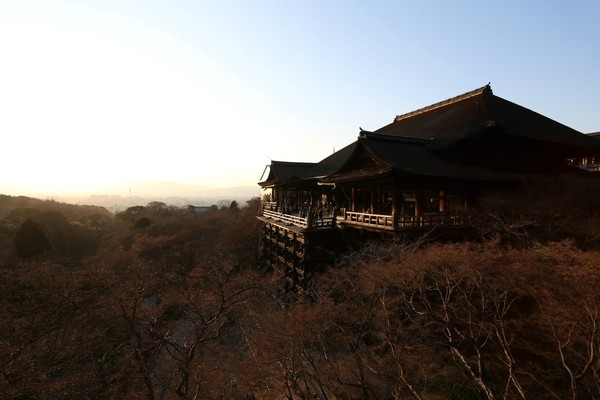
[261,206,465,231]
[263,202,278,211]
[341,211,465,230]
[261,209,334,230]
[343,211,395,230]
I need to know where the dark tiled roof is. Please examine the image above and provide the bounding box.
[375,84,600,152]
[258,161,316,187]
[325,133,522,183]
[305,141,357,178]
[259,142,358,187]
[375,85,492,140]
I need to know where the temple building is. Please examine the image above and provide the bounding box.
[257,85,600,288]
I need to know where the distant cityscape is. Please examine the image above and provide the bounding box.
[22,182,260,212]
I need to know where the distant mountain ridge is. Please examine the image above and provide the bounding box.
[1,182,260,199]
[101,181,260,198]
[1,182,260,213]
[0,194,111,219]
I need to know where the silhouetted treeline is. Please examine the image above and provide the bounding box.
[0,195,113,261]
[1,187,600,399]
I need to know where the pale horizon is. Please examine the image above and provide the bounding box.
[2,1,599,197]
[0,179,259,198]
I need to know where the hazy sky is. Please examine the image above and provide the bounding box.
[1,1,599,195]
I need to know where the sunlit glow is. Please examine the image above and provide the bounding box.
[1,2,599,197]
[0,3,286,195]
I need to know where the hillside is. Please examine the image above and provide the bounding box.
[0,192,599,399]
[0,194,111,219]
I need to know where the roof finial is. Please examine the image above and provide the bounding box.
[485,82,493,94]
[358,127,368,139]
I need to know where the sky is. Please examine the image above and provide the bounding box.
[1,0,599,196]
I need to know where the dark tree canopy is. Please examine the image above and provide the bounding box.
[116,205,146,221]
[134,217,151,229]
[13,218,51,258]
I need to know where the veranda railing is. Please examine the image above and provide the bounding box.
[261,209,334,229]
[261,207,464,231]
[341,210,465,230]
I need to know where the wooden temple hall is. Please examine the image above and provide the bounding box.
[257,85,600,287]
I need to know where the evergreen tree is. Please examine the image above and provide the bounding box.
[14,218,51,258]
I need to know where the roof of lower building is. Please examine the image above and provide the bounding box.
[324,132,525,183]
[258,161,316,187]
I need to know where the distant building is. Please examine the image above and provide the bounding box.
[257,85,600,289]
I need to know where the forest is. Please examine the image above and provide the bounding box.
[1,177,599,400]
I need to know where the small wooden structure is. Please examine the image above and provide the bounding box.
[258,85,600,287]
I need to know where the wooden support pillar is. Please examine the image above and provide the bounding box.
[392,186,400,230]
[351,188,357,212]
[415,192,422,216]
[392,187,400,216]
[439,190,445,213]
[370,187,377,214]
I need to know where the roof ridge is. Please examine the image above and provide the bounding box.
[394,84,492,123]
[271,160,316,166]
[360,131,432,144]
